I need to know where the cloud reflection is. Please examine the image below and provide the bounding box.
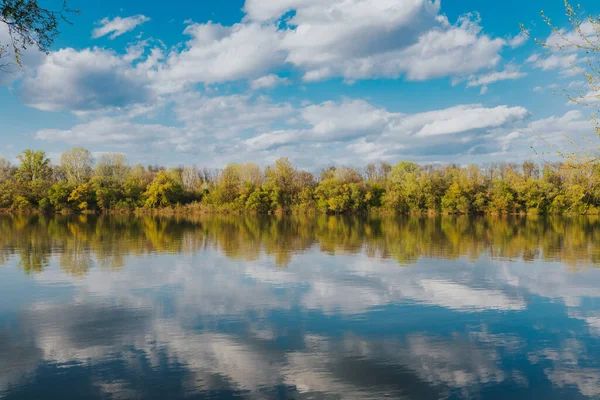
[0,215,600,398]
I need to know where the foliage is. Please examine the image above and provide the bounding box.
[48,181,74,211]
[523,1,600,163]
[94,153,129,183]
[0,0,78,68]
[143,171,184,208]
[1,148,600,215]
[60,147,93,186]
[15,149,51,182]
[68,183,95,211]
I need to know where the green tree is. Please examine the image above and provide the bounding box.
[15,149,51,182]
[0,158,16,208]
[315,168,367,214]
[60,147,93,186]
[383,161,423,213]
[68,182,95,211]
[143,171,184,208]
[264,158,299,213]
[14,150,52,208]
[48,181,74,211]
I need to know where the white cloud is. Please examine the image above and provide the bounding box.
[246,99,530,166]
[495,109,599,162]
[92,15,150,39]
[527,110,594,149]
[155,22,285,91]
[0,25,45,85]
[152,0,508,85]
[466,66,527,88]
[533,83,560,93]
[278,3,505,82]
[9,0,516,114]
[523,21,597,81]
[508,31,528,48]
[575,90,600,105]
[392,14,505,81]
[18,48,155,112]
[243,0,319,21]
[545,21,598,52]
[246,99,395,150]
[250,74,290,90]
[399,104,529,137]
[31,90,561,168]
[34,116,190,153]
[527,53,578,74]
[173,93,294,138]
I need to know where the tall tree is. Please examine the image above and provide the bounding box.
[15,149,51,182]
[60,147,93,186]
[0,157,15,182]
[265,158,297,212]
[94,153,129,183]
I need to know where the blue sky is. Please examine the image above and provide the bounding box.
[1,0,599,170]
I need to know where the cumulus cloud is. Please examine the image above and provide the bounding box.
[407,104,529,137]
[527,53,578,74]
[246,99,395,150]
[34,93,536,167]
[35,116,191,153]
[527,110,594,146]
[173,93,294,138]
[92,15,150,39]
[508,31,528,48]
[18,48,155,112]
[524,21,599,79]
[491,109,599,162]
[148,0,508,87]
[9,0,517,114]
[250,74,290,90]
[466,66,527,91]
[245,99,530,167]
[275,2,505,82]
[545,21,598,53]
[155,22,285,91]
[388,14,505,81]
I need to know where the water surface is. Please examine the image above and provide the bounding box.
[1,215,600,399]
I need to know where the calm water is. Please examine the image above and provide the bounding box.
[1,215,600,399]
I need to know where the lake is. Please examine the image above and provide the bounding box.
[0,214,600,399]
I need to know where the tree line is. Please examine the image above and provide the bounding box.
[0,148,599,215]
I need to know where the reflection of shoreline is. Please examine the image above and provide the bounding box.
[0,214,598,276]
[1,216,600,398]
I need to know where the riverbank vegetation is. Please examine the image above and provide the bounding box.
[1,148,599,215]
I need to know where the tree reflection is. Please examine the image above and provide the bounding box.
[0,214,598,276]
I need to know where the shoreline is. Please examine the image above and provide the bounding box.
[1,204,599,217]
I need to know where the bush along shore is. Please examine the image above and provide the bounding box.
[1,148,600,216]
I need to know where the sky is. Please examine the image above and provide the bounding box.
[0,0,599,170]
